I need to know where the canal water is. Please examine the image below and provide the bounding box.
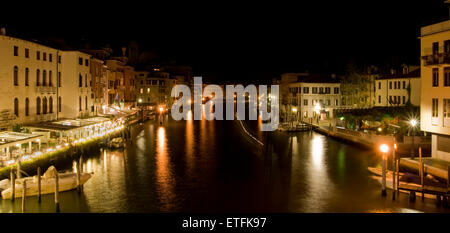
[1,114,449,213]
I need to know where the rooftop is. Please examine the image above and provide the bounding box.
[377,69,420,80]
[421,20,450,37]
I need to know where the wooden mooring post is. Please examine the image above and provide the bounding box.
[77,161,81,193]
[17,160,21,179]
[22,180,26,213]
[419,147,424,200]
[55,173,60,212]
[392,140,396,200]
[37,167,41,203]
[10,169,15,202]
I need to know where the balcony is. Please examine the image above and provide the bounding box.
[36,113,57,122]
[36,86,57,94]
[422,53,450,66]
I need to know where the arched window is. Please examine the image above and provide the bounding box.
[79,96,82,111]
[49,96,53,113]
[49,71,52,86]
[14,98,18,117]
[36,69,40,86]
[85,96,88,110]
[25,68,29,86]
[79,74,82,87]
[42,70,47,86]
[42,97,47,114]
[36,97,41,115]
[25,98,29,116]
[14,66,18,86]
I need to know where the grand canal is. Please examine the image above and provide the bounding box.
[1,114,449,213]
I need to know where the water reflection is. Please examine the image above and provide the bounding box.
[155,126,176,211]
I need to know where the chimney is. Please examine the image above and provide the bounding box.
[0,27,6,35]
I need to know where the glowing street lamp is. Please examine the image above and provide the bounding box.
[409,119,418,159]
[379,143,389,196]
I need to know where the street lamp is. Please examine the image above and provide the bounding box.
[292,107,297,127]
[314,103,321,124]
[409,119,418,159]
[380,144,389,196]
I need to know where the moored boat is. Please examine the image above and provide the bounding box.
[1,166,93,199]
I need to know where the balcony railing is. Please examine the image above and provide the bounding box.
[422,53,450,66]
[36,86,57,94]
[36,113,56,122]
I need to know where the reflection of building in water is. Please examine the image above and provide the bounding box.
[156,126,175,210]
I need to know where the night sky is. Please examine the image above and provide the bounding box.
[2,1,449,81]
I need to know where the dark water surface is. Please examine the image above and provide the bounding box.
[1,114,449,213]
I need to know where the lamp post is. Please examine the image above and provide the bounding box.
[410,119,418,159]
[314,103,321,126]
[380,143,389,196]
[292,107,297,128]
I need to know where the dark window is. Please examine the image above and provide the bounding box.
[36,97,41,115]
[42,70,47,86]
[36,69,40,86]
[58,97,62,112]
[13,66,18,86]
[433,68,439,87]
[49,71,52,86]
[432,98,439,118]
[49,97,53,113]
[58,72,61,87]
[303,87,309,94]
[25,98,29,116]
[445,40,450,54]
[42,97,47,114]
[433,42,439,55]
[25,68,29,86]
[14,46,18,56]
[14,98,19,117]
[445,67,450,87]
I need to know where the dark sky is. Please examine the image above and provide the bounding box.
[2,1,449,81]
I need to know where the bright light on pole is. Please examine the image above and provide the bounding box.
[379,143,389,196]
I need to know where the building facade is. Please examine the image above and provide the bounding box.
[280,73,341,122]
[135,71,176,110]
[375,68,421,107]
[0,34,60,128]
[420,19,450,161]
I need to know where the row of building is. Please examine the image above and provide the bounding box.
[0,31,192,130]
[276,65,421,122]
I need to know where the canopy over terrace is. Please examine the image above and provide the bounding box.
[23,117,112,143]
[0,131,44,164]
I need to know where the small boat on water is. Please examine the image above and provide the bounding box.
[108,137,125,149]
[0,166,92,199]
[367,167,443,200]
